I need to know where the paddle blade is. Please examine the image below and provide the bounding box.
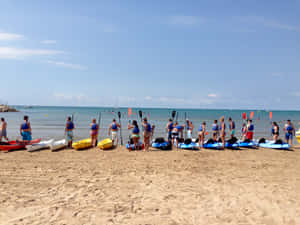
[205,131,209,135]
[250,111,254,119]
[128,108,132,117]
[172,110,176,119]
[269,111,273,120]
[118,111,121,118]
[139,110,143,119]
[242,112,246,120]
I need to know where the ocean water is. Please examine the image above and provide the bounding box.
[1,106,299,143]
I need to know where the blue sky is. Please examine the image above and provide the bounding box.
[0,0,300,109]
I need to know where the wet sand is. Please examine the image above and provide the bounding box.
[0,146,300,225]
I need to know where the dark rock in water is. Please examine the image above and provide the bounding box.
[0,105,18,112]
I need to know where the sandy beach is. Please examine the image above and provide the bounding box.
[0,146,300,225]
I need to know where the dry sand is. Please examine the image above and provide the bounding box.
[0,146,300,225]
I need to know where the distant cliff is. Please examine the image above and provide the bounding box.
[0,105,18,112]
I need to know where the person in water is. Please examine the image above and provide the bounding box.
[228,117,235,138]
[108,119,121,146]
[142,118,152,151]
[241,123,247,141]
[185,119,194,139]
[198,122,206,149]
[0,118,8,142]
[271,122,280,141]
[165,119,174,142]
[90,118,99,147]
[246,120,254,140]
[128,120,140,151]
[65,116,75,148]
[284,120,295,145]
[219,117,226,149]
[20,115,32,142]
[212,120,219,142]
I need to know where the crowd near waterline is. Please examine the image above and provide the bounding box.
[0,112,297,150]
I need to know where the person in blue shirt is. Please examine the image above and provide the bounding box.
[198,122,206,149]
[20,115,32,142]
[165,119,174,142]
[65,116,75,148]
[271,122,280,141]
[219,117,226,149]
[171,122,184,147]
[108,119,121,146]
[142,118,152,151]
[284,120,295,145]
[185,119,194,139]
[228,117,236,138]
[90,118,99,147]
[128,120,140,151]
[212,120,219,142]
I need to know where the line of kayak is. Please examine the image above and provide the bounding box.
[0,137,291,152]
[151,138,291,150]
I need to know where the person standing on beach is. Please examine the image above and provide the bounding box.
[228,117,235,138]
[284,120,295,145]
[128,120,140,151]
[186,119,194,139]
[20,115,32,142]
[166,119,174,142]
[212,120,219,142]
[220,117,226,149]
[271,122,280,141]
[108,119,121,146]
[246,120,254,140]
[65,116,75,148]
[0,118,8,142]
[198,122,206,149]
[142,118,152,151]
[90,118,99,147]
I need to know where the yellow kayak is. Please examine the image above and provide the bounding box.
[296,130,300,143]
[98,138,113,150]
[72,138,92,150]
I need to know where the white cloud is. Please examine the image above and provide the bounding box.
[168,16,203,25]
[240,16,300,32]
[46,60,87,70]
[145,96,152,101]
[292,92,300,97]
[0,47,64,59]
[41,40,57,44]
[54,93,90,102]
[208,93,217,98]
[0,32,23,41]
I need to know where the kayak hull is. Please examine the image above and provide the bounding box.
[27,139,54,152]
[50,139,67,152]
[72,138,92,150]
[98,138,113,150]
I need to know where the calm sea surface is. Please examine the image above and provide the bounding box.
[1,106,299,143]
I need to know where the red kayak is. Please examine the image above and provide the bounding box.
[0,138,41,152]
[0,143,26,151]
[8,138,42,145]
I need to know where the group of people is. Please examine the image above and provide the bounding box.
[0,115,297,150]
[166,117,296,149]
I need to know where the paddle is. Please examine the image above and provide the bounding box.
[118,111,123,146]
[172,110,176,121]
[250,111,254,120]
[139,110,143,122]
[184,112,187,139]
[97,112,101,145]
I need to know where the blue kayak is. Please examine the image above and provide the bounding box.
[258,140,290,150]
[203,142,239,150]
[178,142,199,150]
[238,141,257,148]
[126,142,144,150]
[152,141,172,150]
